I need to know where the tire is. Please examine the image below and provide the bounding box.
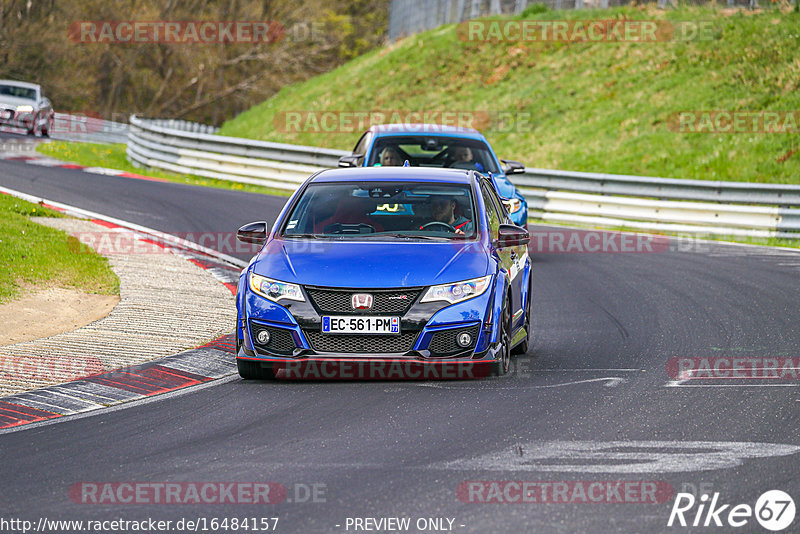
[237,358,277,380]
[491,303,511,377]
[26,113,37,136]
[41,117,53,137]
[512,276,533,355]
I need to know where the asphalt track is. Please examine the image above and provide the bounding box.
[1,136,799,533]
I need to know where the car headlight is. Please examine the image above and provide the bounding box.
[15,105,33,113]
[503,198,523,214]
[420,275,492,305]
[249,273,304,303]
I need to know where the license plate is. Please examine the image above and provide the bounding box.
[322,316,400,334]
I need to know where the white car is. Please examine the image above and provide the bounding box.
[0,80,54,136]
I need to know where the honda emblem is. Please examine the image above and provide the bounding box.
[352,293,373,310]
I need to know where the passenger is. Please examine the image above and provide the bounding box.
[379,146,403,166]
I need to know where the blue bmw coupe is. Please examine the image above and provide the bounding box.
[235,166,532,380]
[338,124,529,228]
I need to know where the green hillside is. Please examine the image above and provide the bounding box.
[219,5,800,183]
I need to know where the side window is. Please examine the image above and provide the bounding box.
[352,132,372,166]
[480,183,501,238]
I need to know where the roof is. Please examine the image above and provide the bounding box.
[367,123,485,140]
[0,80,41,90]
[310,166,476,184]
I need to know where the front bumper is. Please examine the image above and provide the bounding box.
[237,282,501,370]
[0,109,38,129]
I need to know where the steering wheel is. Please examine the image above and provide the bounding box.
[420,221,455,232]
[430,149,449,164]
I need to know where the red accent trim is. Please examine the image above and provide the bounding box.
[236,356,494,365]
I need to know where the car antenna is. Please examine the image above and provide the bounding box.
[403,160,410,167]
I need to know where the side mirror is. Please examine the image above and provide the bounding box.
[495,224,529,248]
[338,154,362,168]
[237,221,269,245]
[501,159,525,174]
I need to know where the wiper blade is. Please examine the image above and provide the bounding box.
[357,233,448,241]
[284,233,323,239]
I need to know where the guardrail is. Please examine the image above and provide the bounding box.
[127,115,345,190]
[127,115,800,239]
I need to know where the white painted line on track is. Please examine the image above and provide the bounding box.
[417,377,627,389]
[665,383,800,388]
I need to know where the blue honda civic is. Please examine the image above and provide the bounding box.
[234,166,532,380]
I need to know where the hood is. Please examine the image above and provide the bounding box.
[0,96,37,109]
[252,238,489,288]
[492,172,518,199]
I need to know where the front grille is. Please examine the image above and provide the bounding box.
[250,322,297,355]
[303,330,419,354]
[305,286,422,315]
[428,325,480,357]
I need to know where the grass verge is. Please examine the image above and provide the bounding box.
[0,195,119,303]
[219,4,800,184]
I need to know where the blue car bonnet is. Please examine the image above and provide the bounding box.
[252,238,490,289]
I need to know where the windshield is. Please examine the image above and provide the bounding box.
[367,136,500,174]
[282,181,478,240]
[0,85,36,101]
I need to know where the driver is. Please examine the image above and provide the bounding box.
[450,146,473,163]
[427,196,473,235]
[447,145,484,172]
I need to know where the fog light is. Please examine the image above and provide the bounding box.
[256,329,271,344]
[457,332,472,347]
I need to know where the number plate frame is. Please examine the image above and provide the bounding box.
[321,316,400,335]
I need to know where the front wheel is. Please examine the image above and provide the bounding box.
[41,117,53,137]
[237,358,277,380]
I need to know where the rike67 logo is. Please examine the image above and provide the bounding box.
[668,490,795,531]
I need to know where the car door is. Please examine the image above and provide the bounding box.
[482,180,525,328]
[480,181,516,316]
